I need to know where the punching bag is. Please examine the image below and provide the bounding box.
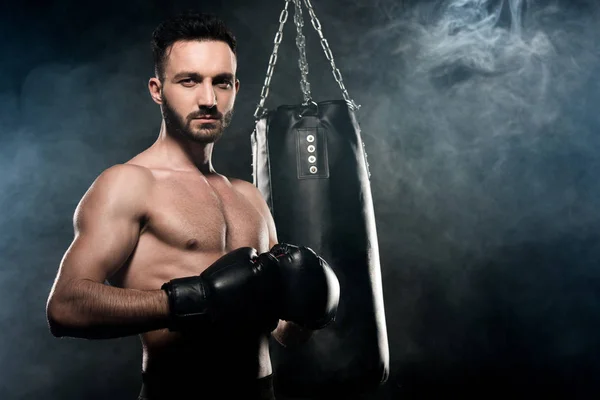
[252,101,389,396]
[251,0,389,396]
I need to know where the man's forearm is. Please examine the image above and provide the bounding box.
[48,279,170,339]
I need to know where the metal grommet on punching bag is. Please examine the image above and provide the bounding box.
[251,0,389,397]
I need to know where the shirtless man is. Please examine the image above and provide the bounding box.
[45,13,339,400]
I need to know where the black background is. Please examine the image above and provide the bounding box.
[1,0,600,398]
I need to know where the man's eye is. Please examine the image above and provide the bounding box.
[217,81,233,89]
[180,79,195,86]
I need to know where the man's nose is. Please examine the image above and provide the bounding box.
[197,82,217,108]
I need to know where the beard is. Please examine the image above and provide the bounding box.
[161,94,234,144]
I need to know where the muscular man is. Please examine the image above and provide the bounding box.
[46,13,339,400]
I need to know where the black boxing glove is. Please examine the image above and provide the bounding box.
[161,247,279,332]
[270,243,340,330]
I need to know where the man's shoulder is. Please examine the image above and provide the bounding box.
[74,164,153,224]
[96,163,155,188]
[229,177,269,204]
[228,177,254,190]
[82,164,155,205]
[228,177,260,199]
[228,177,272,213]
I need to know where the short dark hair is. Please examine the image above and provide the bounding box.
[151,12,237,81]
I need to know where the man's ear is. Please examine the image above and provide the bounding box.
[235,79,240,94]
[148,77,162,105]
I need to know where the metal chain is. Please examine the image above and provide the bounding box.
[254,0,360,119]
[254,0,292,119]
[303,0,360,110]
[292,0,313,105]
[303,0,365,177]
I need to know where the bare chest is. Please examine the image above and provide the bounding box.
[145,175,269,254]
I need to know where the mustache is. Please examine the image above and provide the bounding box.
[187,108,222,121]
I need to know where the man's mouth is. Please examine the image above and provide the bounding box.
[192,111,221,118]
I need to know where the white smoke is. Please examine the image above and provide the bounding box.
[345,0,600,255]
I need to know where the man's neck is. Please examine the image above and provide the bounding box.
[153,121,216,174]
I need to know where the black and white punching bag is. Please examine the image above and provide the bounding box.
[251,0,389,396]
[252,100,389,396]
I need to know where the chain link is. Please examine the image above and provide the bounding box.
[303,0,360,110]
[292,0,313,105]
[254,0,292,119]
[254,0,360,119]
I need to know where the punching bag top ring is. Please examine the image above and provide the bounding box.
[296,100,319,118]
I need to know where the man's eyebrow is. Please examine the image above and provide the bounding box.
[172,72,235,81]
[213,73,235,81]
[172,71,201,81]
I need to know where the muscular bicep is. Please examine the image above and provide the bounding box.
[54,165,151,286]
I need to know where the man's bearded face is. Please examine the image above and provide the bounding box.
[158,40,238,144]
[161,93,233,144]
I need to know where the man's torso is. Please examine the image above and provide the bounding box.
[107,153,274,383]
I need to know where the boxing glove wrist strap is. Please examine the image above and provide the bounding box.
[161,276,211,331]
